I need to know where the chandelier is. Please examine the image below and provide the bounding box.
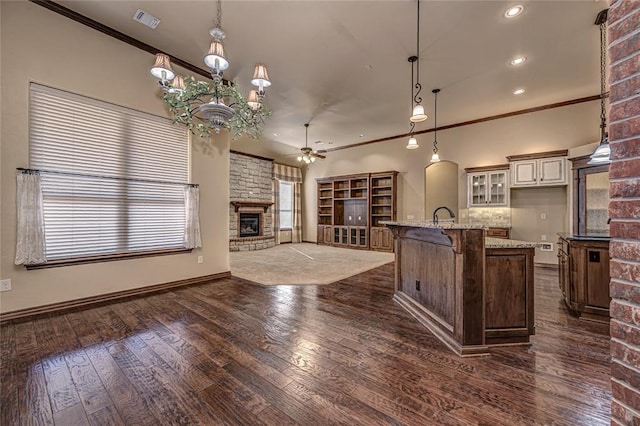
[588,8,610,165]
[149,0,272,139]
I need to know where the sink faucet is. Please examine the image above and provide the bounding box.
[432,206,456,225]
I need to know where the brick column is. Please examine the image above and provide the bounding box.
[608,1,640,424]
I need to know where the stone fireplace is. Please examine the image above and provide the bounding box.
[229,152,276,251]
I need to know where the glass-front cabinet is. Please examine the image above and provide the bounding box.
[467,168,509,207]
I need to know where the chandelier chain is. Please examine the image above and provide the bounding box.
[599,20,607,125]
[216,0,223,29]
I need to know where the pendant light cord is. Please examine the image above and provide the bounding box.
[413,0,422,106]
[433,89,439,154]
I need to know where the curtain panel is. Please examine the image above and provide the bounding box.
[184,185,202,249]
[15,172,47,265]
[272,163,303,243]
[273,163,302,183]
[272,180,281,244]
[292,182,302,243]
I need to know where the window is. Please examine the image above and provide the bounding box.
[279,181,293,230]
[29,83,189,261]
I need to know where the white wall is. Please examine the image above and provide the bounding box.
[302,101,601,263]
[0,1,230,313]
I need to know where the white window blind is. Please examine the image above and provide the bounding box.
[29,83,189,261]
[279,181,293,229]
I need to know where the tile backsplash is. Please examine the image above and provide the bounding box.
[466,207,512,226]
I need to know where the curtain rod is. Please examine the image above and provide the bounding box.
[16,167,199,188]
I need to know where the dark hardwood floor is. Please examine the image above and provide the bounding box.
[1,263,611,425]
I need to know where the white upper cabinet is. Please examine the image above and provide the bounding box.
[508,151,568,187]
[466,167,509,207]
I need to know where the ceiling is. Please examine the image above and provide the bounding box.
[55,0,608,156]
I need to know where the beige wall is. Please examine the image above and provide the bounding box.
[425,161,459,220]
[0,1,230,313]
[511,187,567,264]
[302,101,601,263]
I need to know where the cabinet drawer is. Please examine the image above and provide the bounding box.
[486,228,510,239]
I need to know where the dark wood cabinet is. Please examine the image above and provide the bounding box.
[370,227,394,252]
[316,171,397,252]
[485,247,535,345]
[317,225,332,245]
[557,235,610,322]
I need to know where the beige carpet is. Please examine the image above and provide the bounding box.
[230,243,395,285]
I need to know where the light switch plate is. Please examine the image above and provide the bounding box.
[0,279,12,292]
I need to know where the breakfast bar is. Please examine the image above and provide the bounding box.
[383,221,537,357]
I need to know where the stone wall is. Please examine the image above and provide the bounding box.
[608,1,640,424]
[229,152,276,251]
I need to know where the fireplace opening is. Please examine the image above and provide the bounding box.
[239,213,260,237]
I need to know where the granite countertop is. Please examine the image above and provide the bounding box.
[557,232,611,241]
[478,224,512,229]
[485,237,540,249]
[380,220,486,230]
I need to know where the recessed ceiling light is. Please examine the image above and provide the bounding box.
[513,88,526,95]
[359,134,365,138]
[505,5,524,18]
[314,140,324,145]
[510,56,527,65]
[273,133,279,137]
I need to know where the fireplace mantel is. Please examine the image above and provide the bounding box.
[230,201,274,213]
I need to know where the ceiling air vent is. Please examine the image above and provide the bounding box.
[133,9,160,29]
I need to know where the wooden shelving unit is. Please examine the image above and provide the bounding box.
[316,171,397,252]
[369,172,397,252]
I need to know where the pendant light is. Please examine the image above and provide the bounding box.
[430,89,441,163]
[588,9,610,165]
[409,0,427,123]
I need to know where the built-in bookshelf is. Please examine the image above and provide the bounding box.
[316,171,397,252]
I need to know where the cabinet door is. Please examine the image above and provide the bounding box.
[512,160,538,186]
[488,171,508,206]
[539,158,566,185]
[468,173,488,206]
[317,225,325,244]
[323,226,333,244]
[370,227,381,249]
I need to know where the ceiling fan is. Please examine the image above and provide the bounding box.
[297,123,326,164]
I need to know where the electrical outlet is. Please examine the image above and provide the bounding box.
[540,243,553,252]
[0,279,12,292]
[541,234,547,241]
[540,212,547,220]
[415,280,420,291]
[197,256,204,264]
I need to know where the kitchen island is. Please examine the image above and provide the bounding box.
[383,221,537,357]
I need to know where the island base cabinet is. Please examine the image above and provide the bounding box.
[485,248,535,346]
[557,236,610,323]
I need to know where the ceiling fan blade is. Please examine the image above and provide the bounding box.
[312,153,326,159]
